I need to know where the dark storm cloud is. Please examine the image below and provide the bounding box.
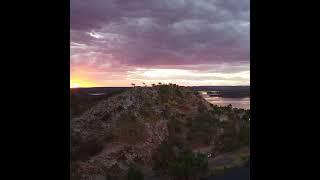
[71,0,250,83]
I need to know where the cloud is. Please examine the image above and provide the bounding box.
[127,68,249,85]
[70,0,250,86]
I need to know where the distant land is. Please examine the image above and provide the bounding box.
[70,86,250,98]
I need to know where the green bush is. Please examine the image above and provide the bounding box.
[159,85,171,102]
[176,89,184,99]
[127,166,144,180]
[211,165,233,175]
[239,126,250,146]
[187,112,218,145]
[242,110,250,122]
[168,150,208,179]
[152,141,176,172]
[240,154,249,162]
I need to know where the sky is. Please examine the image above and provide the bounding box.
[70,0,250,87]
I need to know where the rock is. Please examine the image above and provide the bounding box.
[70,85,245,179]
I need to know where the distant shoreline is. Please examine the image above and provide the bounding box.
[70,86,250,98]
[70,85,250,89]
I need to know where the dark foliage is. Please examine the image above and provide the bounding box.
[168,150,208,180]
[127,166,144,180]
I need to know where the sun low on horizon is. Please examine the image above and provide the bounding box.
[70,79,98,88]
[70,82,80,88]
[70,66,103,88]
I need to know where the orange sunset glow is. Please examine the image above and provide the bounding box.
[70,66,100,88]
[70,79,97,88]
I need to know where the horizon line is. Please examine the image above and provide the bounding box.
[70,85,250,89]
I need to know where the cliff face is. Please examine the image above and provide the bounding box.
[70,85,248,179]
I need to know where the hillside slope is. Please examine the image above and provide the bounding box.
[70,85,249,180]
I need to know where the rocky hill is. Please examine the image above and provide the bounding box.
[70,84,250,180]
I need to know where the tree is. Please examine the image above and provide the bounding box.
[131,83,136,87]
[242,110,250,122]
[142,82,146,87]
[151,84,156,87]
[152,141,176,173]
[158,82,162,85]
[127,166,144,180]
[168,150,208,180]
[239,125,250,146]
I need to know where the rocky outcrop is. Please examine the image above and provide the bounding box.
[70,85,246,180]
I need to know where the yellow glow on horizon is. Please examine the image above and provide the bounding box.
[70,66,101,88]
[70,65,250,87]
[70,82,80,88]
[70,79,98,88]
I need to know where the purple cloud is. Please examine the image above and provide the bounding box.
[70,0,250,86]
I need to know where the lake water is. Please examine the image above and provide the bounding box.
[89,93,106,96]
[202,95,250,110]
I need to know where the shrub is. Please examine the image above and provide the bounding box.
[187,113,218,145]
[240,154,249,162]
[152,141,176,172]
[242,110,250,122]
[127,166,144,180]
[239,126,250,146]
[176,89,184,99]
[168,150,208,180]
[211,165,232,175]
